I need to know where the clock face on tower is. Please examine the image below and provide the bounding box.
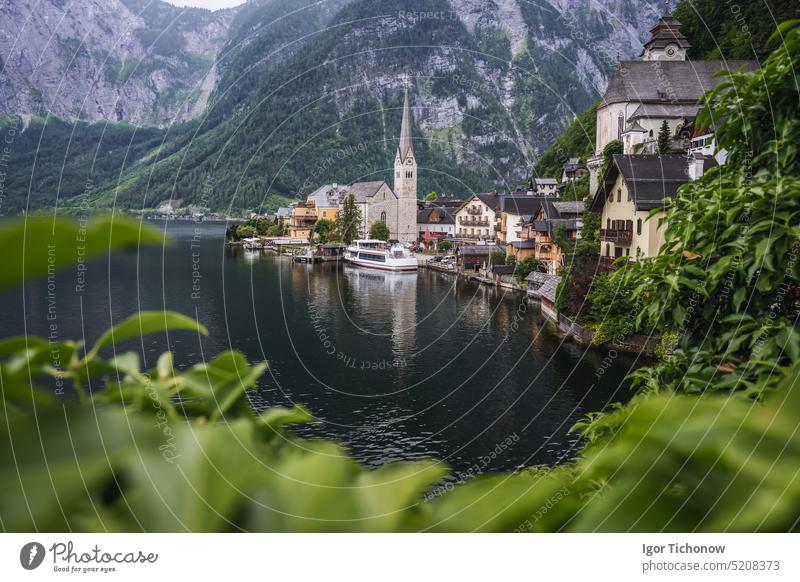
[665,44,677,58]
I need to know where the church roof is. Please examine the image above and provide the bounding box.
[348,181,393,203]
[601,60,757,106]
[398,89,414,161]
[630,103,701,120]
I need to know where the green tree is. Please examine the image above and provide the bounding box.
[425,191,438,201]
[513,256,545,281]
[335,193,362,244]
[488,251,506,266]
[657,119,672,154]
[437,239,452,252]
[236,225,257,239]
[313,218,333,242]
[369,220,390,241]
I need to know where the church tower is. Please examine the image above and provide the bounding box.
[393,88,418,242]
[640,1,691,61]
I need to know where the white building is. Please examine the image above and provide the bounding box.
[587,6,757,192]
[454,193,499,241]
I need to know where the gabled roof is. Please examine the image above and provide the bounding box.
[601,60,757,106]
[500,195,546,215]
[456,192,500,214]
[417,206,455,225]
[276,207,292,218]
[348,181,393,203]
[552,201,584,216]
[307,183,348,207]
[630,103,701,120]
[591,154,718,212]
[538,275,561,303]
[458,245,504,256]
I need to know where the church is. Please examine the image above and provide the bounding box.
[586,2,757,192]
[286,89,419,243]
[341,89,419,243]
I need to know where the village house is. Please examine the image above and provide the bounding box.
[586,5,757,192]
[456,244,505,272]
[590,153,716,264]
[561,158,588,183]
[453,193,499,241]
[498,195,546,245]
[518,200,584,274]
[531,178,559,196]
[417,204,455,242]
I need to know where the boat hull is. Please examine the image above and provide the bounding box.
[345,256,418,272]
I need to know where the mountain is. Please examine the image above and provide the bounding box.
[1,0,665,214]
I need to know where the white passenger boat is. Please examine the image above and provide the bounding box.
[344,239,418,272]
[242,237,263,250]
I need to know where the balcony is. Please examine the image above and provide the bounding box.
[459,218,489,227]
[600,229,633,244]
[466,207,483,215]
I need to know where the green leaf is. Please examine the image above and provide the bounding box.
[0,215,164,290]
[89,311,208,356]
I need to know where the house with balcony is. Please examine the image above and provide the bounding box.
[287,202,319,240]
[498,195,546,245]
[518,201,584,274]
[590,153,716,266]
[453,193,499,241]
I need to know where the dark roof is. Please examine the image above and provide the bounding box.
[491,265,516,275]
[500,195,546,215]
[591,154,718,212]
[474,192,500,209]
[630,103,701,120]
[348,181,392,203]
[511,240,536,249]
[417,206,454,225]
[458,245,504,256]
[641,12,692,55]
[601,60,757,106]
[552,201,584,216]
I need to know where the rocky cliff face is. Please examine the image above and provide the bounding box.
[0,0,234,126]
[0,0,665,212]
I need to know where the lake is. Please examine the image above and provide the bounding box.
[0,220,645,474]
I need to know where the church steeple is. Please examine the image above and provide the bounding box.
[394,87,417,201]
[397,88,414,162]
[641,0,691,61]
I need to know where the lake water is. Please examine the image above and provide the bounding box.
[0,220,645,474]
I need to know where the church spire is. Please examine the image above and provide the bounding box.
[398,88,413,161]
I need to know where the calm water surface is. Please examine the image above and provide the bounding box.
[0,221,646,473]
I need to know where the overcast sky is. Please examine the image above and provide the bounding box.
[163,0,246,10]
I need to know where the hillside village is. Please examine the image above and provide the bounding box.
[236,4,756,345]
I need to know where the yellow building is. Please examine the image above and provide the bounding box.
[287,203,317,240]
[590,153,715,264]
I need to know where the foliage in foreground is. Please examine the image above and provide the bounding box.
[1,214,798,532]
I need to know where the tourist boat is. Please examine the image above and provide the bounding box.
[242,237,263,250]
[344,239,418,272]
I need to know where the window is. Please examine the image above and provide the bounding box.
[380,211,387,223]
[627,188,632,202]
[606,243,611,257]
[636,246,641,257]
[636,218,642,235]
[617,113,624,138]
[606,218,611,229]
[626,220,633,232]
[625,247,630,256]
[406,171,413,178]
[617,189,621,202]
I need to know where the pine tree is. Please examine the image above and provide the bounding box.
[657,120,672,154]
[335,194,362,244]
